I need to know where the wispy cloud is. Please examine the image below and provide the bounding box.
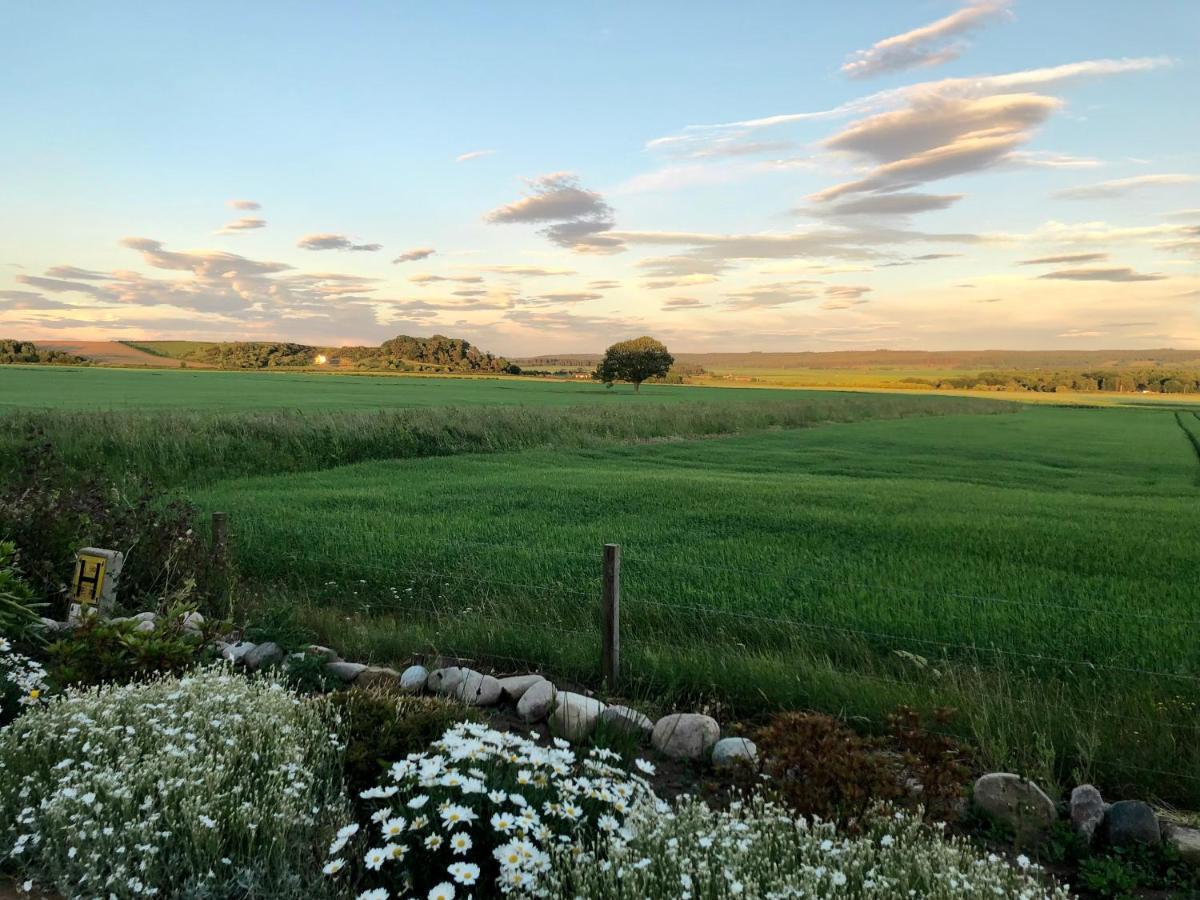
[1018,252,1109,265]
[392,247,436,264]
[297,233,382,252]
[842,0,1013,80]
[228,199,261,210]
[218,216,267,234]
[1037,266,1165,282]
[1053,174,1199,200]
[456,149,496,162]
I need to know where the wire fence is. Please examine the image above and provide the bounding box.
[236,518,1200,798]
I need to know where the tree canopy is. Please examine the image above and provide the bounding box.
[593,336,674,392]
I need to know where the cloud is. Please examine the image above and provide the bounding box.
[218,217,267,233]
[456,149,496,162]
[911,252,961,260]
[588,280,621,290]
[408,273,484,284]
[44,265,107,280]
[530,292,603,305]
[663,297,707,311]
[842,0,1013,80]
[1037,266,1165,282]
[611,223,979,265]
[228,199,260,210]
[1053,174,1199,200]
[1006,150,1102,169]
[296,233,382,252]
[0,290,73,310]
[484,173,622,253]
[16,274,114,299]
[814,92,1061,201]
[973,297,1004,303]
[1018,252,1109,265]
[651,58,1170,189]
[393,247,436,264]
[479,265,576,277]
[723,282,821,310]
[807,192,963,217]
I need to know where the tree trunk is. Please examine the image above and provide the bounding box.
[633,381,640,393]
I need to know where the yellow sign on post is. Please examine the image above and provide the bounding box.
[72,552,108,605]
[68,547,123,622]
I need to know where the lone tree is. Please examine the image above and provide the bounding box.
[593,336,674,392]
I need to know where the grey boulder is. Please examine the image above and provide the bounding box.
[221,641,257,664]
[1166,824,1200,864]
[972,774,1057,834]
[456,672,503,706]
[134,620,156,633]
[712,737,758,769]
[399,665,428,693]
[325,660,368,683]
[517,679,556,723]
[599,705,654,738]
[1104,800,1160,847]
[242,641,284,671]
[498,674,546,701]
[428,666,472,695]
[551,691,605,742]
[1070,784,1106,843]
[651,713,720,760]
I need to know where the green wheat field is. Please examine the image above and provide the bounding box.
[4,364,1200,804]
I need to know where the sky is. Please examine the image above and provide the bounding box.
[1,0,1198,356]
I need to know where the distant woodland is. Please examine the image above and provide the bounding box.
[153,335,515,373]
[0,340,89,366]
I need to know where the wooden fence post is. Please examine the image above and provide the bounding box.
[602,542,621,690]
[211,511,228,569]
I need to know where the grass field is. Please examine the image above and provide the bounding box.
[4,363,1200,804]
[185,404,1200,802]
[0,363,814,411]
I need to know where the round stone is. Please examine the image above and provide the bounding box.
[651,713,720,760]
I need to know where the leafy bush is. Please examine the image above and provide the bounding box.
[324,689,480,799]
[0,636,48,726]
[0,429,213,614]
[325,721,661,897]
[751,708,971,824]
[545,796,1070,899]
[0,667,350,898]
[0,540,41,639]
[45,606,222,687]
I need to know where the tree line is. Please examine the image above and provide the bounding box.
[904,369,1200,394]
[0,340,89,366]
[181,334,514,373]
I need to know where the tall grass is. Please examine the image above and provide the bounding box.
[197,405,1200,807]
[0,392,1006,486]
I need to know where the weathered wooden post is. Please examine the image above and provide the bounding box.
[210,511,228,568]
[602,542,621,690]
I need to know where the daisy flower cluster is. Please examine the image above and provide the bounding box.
[544,796,1072,899]
[328,720,663,898]
[0,666,352,899]
[0,636,48,723]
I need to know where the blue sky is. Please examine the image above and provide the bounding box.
[2,1,1197,354]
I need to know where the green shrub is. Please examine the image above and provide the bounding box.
[0,430,213,615]
[45,606,223,687]
[0,541,41,640]
[0,667,350,898]
[323,689,479,799]
[545,796,1070,899]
